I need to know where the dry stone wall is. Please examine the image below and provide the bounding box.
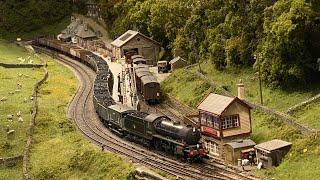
[0,155,23,166]
[22,67,48,180]
[0,62,44,68]
[286,93,320,114]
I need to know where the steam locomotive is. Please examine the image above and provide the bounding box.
[36,38,208,162]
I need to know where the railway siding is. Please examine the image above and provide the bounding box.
[34,41,256,179]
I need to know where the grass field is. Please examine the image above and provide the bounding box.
[189,61,320,112]
[1,17,70,41]
[161,64,320,179]
[0,162,23,180]
[28,58,134,179]
[0,41,42,64]
[0,64,44,158]
[292,101,320,130]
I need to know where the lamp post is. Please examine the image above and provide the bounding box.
[254,53,263,105]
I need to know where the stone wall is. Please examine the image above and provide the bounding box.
[22,67,48,180]
[0,155,23,166]
[286,94,320,114]
[186,68,316,135]
[0,62,44,68]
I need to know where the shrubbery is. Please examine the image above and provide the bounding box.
[102,0,320,87]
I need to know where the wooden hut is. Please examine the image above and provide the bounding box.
[255,139,292,168]
[169,56,187,70]
[224,139,256,165]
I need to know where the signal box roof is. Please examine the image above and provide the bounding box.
[197,93,251,116]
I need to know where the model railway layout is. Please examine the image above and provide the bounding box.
[36,38,208,162]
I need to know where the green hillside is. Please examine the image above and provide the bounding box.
[161,66,320,179]
[103,0,320,87]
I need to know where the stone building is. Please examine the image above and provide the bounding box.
[74,23,98,49]
[197,93,252,158]
[86,0,101,20]
[111,30,161,65]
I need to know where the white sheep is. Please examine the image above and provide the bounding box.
[7,114,13,121]
[18,117,24,122]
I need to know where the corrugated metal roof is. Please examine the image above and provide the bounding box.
[135,67,150,73]
[111,30,139,47]
[76,24,97,39]
[134,64,149,69]
[136,71,152,78]
[169,56,186,64]
[141,75,158,84]
[255,139,292,152]
[111,30,161,48]
[197,93,235,115]
[225,139,256,149]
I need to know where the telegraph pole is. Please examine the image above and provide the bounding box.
[254,54,263,105]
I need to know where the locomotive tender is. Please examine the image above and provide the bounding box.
[36,38,208,162]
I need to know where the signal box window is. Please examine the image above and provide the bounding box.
[221,115,239,129]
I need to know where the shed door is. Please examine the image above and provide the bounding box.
[142,47,155,64]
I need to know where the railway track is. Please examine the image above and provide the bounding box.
[35,46,256,179]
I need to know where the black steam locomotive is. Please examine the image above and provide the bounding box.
[36,38,208,162]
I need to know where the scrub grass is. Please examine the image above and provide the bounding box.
[191,61,320,112]
[292,101,320,130]
[29,58,134,179]
[0,41,42,64]
[0,161,23,180]
[0,65,44,157]
[161,64,320,179]
[1,17,70,41]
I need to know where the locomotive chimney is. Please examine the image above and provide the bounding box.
[237,79,245,100]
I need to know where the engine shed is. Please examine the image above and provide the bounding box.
[111,30,161,65]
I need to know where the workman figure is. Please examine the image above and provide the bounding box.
[248,152,254,166]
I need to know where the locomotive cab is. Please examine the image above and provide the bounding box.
[183,144,209,162]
